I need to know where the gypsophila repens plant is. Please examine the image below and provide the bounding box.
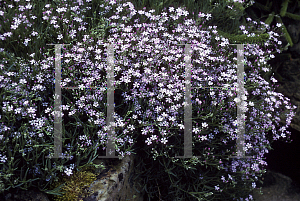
[83,0,295,200]
[0,0,297,200]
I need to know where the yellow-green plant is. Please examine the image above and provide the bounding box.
[48,166,98,201]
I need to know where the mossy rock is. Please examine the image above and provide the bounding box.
[47,167,98,201]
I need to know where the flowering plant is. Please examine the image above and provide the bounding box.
[0,0,297,200]
[0,0,113,197]
[92,1,296,200]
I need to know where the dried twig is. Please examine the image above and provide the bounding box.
[156,180,163,201]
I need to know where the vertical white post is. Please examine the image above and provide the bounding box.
[228,44,253,159]
[98,43,120,159]
[46,44,71,159]
[46,43,119,159]
[174,43,254,159]
[175,44,196,158]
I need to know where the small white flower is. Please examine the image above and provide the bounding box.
[243,30,248,35]
[109,0,116,5]
[178,124,184,130]
[145,138,152,145]
[57,34,63,40]
[161,130,167,136]
[128,125,135,131]
[15,108,22,114]
[198,12,205,17]
[200,135,207,141]
[206,13,212,20]
[270,76,278,83]
[50,19,57,24]
[234,97,241,103]
[150,135,158,141]
[27,107,35,113]
[202,122,208,128]
[161,138,168,144]
[157,116,164,121]
[193,127,200,134]
[276,23,282,27]
[25,4,32,9]
[64,168,73,176]
[116,6,123,12]
[169,116,176,122]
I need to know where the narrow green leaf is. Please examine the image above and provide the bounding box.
[254,1,271,12]
[167,170,178,178]
[266,0,273,8]
[264,11,275,25]
[280,0,289,17]
[274,72,283,82]
[43,183,67,196]
[276,17,294,47]
[285,12,300,21]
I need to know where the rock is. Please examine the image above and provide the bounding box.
[287,21,300,45]
[78,154,145,201]
[290,42,300,56]
[251,169,300,201]
[264,126,300,187]
[0,154,144,201]
[0,188,50,201]
[273,57,300,132]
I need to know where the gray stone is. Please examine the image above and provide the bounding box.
[287,22,300,45]
[269,11,300,134]
[273,58,300,132]
[1,189,50,201]
[78,154,145,201]
[251,169,300,201]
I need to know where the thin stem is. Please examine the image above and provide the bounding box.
[156,179,162,201]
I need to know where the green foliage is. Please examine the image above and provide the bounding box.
[285,11,300,21]
[264,11,275,26]
[130,129,258,200]
[245,0,300,47]
[212,29,270,45]
[280,0,289,17]
[276,15,294,46]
